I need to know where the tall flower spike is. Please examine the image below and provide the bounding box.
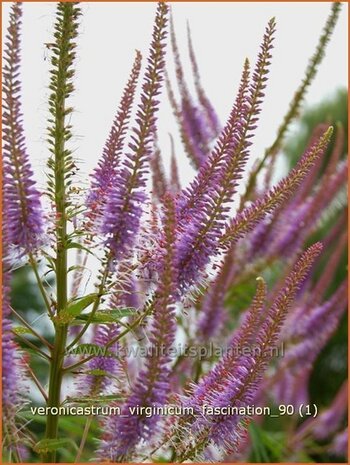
[176,244,322,460]
[266,3,341,159]
[46,2,81,205]
[260,3,342,189]
[274,280,347,407]
[86,51,142,227]
[101,2,169,260]
[220,127,333,247]
[187,21,220,136]
[2,218,28,460]
[150,138,168,201]
[98,194,178,460]
[177,58,250,224]
[168,13,212,167]
[176,19,276,290]
[214,245,321,452]
[169,133,181,193]
[2,2,44,254]
[249,126,326,261]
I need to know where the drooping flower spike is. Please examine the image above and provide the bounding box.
[2,2,44,254]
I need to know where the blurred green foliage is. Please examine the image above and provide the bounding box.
[284,88,347,170]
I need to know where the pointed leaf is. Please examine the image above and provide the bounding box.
[66,293,98,317]
[74,307,136,323]
[33,438,77,454]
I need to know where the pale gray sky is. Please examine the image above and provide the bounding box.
[2,2,348,188]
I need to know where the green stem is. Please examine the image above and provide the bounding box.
[44,205,68,462]
[66,260,110,351]
[27,365,48,402]
[43,325,68,462]
[12,331,51,361]
[64,303,154,373]
[29,253,53,317]
[11,306,53,349]
[44,11,69,463]
[74,416,92,463]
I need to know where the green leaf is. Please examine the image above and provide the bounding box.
[33,438,77,454]
[66,293,98,317]
[21,411,100,435]
[13,326,33,335]
[75,307,136,324]
[64,394,124,405]
[66,241,96,256]
[249,423,270,462]
[83,368,109,376]
[25,348,50,362]
[249,423,286,462]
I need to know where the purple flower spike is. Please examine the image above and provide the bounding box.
[2,216,28,459]
[101,2,169,260]
[220,127,333,248]
[86,51,142,229]
[169,13,211,167]
[175,244,322,460]
[329,428,348,458]
[77,324,122,396]
[173,19,276,292]
[187,21,221,137]
[3,2,43,254]
[313,381,348,441]
[98,194,178,461]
